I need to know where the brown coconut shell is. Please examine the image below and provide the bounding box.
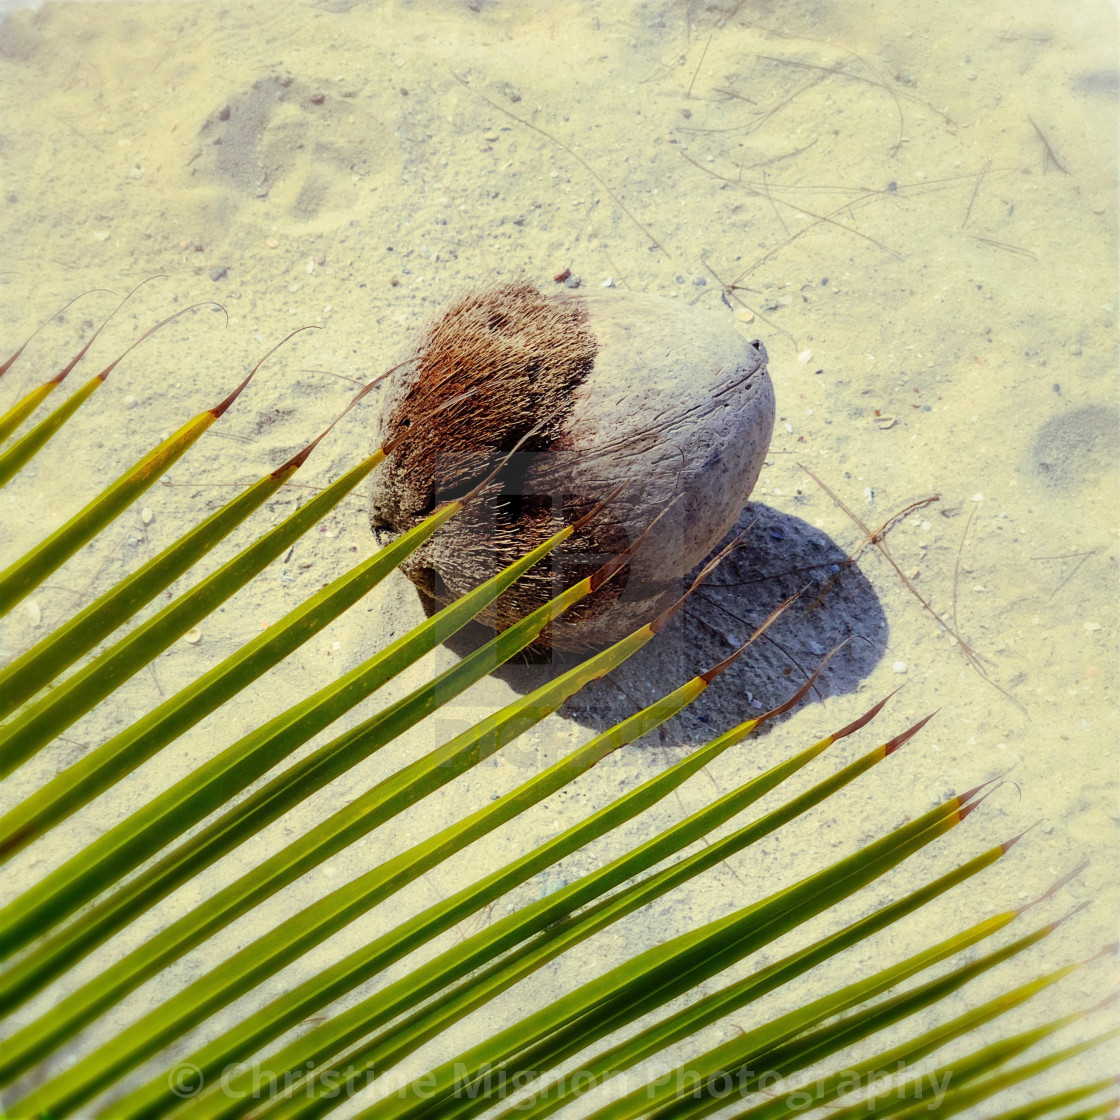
[369,281,775,653]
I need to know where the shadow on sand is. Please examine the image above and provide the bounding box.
[434,502,889,747]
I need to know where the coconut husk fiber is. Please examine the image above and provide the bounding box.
[369,281,775,652]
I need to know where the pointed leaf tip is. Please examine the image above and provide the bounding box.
[0,288,115,378]
[680,529,747,597]
[958,772,1003,805]
[884,709,937,754]
[276,357,407,475]
[699,591,799,683]
[274,436,324,476]
[699,641,750,684]
[51,275,167,385]
[593,495,684,599]
[1053,900,1092,931]
[458,416,556,510]
[1002,817,1042,853]
[213,324,321,418]
[754,634,848,723]
[211,369,256,418]
[959,779,1003,819]
[1088,989,1120,1014]
[1020,858,1090,914]
[97,301,225,383]
[831,686,901,742]
[568,480,628,535]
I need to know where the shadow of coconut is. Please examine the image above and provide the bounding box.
[437,502,888,745]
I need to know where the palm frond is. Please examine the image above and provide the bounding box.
[0,303,1109,1120]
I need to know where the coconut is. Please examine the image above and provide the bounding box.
[369,281,775,653]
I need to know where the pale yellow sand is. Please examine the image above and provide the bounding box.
[0,1,1116,1116]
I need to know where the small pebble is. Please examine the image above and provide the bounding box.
[25,600,41,627]
[483,130,498,142]
[209,266,228,282]
[217,104,231,121]
[309,91,325,105]
[185,628,202,645]
[600,277,615,288]
[563,273,582,289]
[316,254,326,266]
[129,165,144,180]
[892,660,908,674]
[266,237,279,248]
[1084,622,1102,633]
[735,308,756,324]
[93,230,110,242]
[971,492,984,502]
[141,507,153,525]
[797,349,812,363]
[123,394,138,409]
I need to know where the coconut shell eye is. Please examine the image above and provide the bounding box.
[369,282,775,654]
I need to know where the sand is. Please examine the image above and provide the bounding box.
[0,0,1116,1116]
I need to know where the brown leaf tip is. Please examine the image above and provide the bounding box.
[831,686,901,743]
[884,709,937,755]
[1001,818,1042,854]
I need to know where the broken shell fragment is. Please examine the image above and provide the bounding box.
[368,282,775,652]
